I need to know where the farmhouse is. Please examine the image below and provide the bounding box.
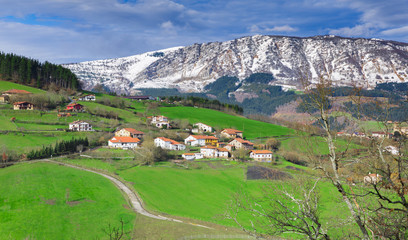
[0,94,9,103]
[181,152,204,160]
[154,137,186,150]
[363,173,382,184]
[184,135,219,147]
[66,103,83,111]
[371,131,392,138]
[352,132,367,138]
[221,129,243,139]
[108,136,140,149]
[115,128,144,139]
[69,120,93,131]
[250,150,273,162]
[79,94,96,101]
[192,122,213,133]
[13,101,34,110]
[200,146,229,158]
[149,115,170,128]
[3,89,32,95]
[229,138,254,150]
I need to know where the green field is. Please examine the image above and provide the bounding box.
[0,80,46,94]
[160,106,293,139]
[0,162,136,240]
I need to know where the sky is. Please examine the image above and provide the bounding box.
[0,0,407,64]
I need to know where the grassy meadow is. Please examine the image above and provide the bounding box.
[160,106,293,139]
[0,80,46,94]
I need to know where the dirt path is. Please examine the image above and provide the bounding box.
[41,159,213,229]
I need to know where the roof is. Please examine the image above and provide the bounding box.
[222,128,243,134]
[109,136,140,143]
[122,128,144,134]
[156,137,181,145]
[231,138,254,145]
[182,153,196,156]
[217,148,229,152]
[13,101,32,105]
[3,89,32,94]
[251,150,273,154]
[200,145,217,149]
[67,103,83,107]
[194,122,211,127]
[70,120,90,124]
[190,135,218,140]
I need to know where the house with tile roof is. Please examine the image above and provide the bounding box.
[149,115,170,128]
[108,136,140,149]
[221,128,243,139]
[200,146,229,158]
[79,94,96,101]
[250,150,273,162]
[181,152,204,160]
[66,103,83,111]
[192,122,213,133]
[13,101,34,110]
[184,135,219,147]
[229,138,254,150]
[115,128,144,139]
[154,137,186,150]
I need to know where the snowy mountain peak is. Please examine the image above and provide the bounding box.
[64,35,408,94]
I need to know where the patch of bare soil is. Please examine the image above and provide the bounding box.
[66,199,95,206]
[123,204,130,210]
[285,166,304,171]
[247,166,292,180]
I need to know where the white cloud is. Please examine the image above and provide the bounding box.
[381,26,408,36]
[266,25,298,32]
[329,24,374,37]
[250,24,298,34]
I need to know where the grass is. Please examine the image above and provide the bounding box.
[0,162,136,240]
[58,156,354,238]
[0,80,46,94]
[160,106,293,139]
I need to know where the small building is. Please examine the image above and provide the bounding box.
[352,132,366,138]
[69,120,93,131]
[115,128,144,139]
[3,89,32,95]
[66,103,83,111]
[337,132,351,137]
[250,150,273,162]
[0,94,9,103]
[384,145,399,155]
[371,131,392,139]
[200,146,229,158]
[149,115,170,128]
[181,152,204,160]
[79,94,96,101]
[221,129,243,139]
[192,122,213,133]
[229,138,254,150]
[154,137,186,151]
[363,173,382,184]
[108,136,140,149]
[123,95,155,101]
[184,135,219,147]
[13,101,34,110]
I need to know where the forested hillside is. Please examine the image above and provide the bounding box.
[0,52,81,90]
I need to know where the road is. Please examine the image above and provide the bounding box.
[41,159,213,229]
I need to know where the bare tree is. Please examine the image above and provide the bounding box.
[225,177,329,239]
[102,218,131,240]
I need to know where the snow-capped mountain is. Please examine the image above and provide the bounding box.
[64,35,408,94]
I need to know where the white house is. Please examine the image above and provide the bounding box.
[221,129,243,139]
[200,146,229,158]
[363,173,382,184]
[69,121,93,131]
[79,94,96,101]
[371,131,391,139]
[154,137,186,150]
[181,152,204,160]
[250,150,273,162]
[192,122,213,133]
[229,138,254,150]
[115,128,144,139]
[108,136,140,149]
[149,115,170,129]
[384,145,399,155]
[184,135,218,146]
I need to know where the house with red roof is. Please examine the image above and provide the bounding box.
[181,152,204,160]
[250,150,273,162]
[229,138,254,150]
[13,101,34,110]
[154,137,186,150]
[66,103,83,111]
[108,136,140,149]
[149,115,170,128]
[115,128,144,139]
[221,129,243,139]
[184,135,219,146]
[200,145,229,158]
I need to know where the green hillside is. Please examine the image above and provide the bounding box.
[160,106,293,139]
[0,162,135,240]
[0,80,46,93]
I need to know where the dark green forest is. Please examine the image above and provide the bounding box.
[0,52,81,90]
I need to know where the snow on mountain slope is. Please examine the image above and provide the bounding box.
[64,35,408,94]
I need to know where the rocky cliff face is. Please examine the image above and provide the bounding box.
[64,35,408,94]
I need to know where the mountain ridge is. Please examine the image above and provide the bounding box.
[64,35,408,94]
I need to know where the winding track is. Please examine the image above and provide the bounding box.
[41,159,213,229]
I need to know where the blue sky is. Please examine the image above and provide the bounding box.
[0,0,407,63]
